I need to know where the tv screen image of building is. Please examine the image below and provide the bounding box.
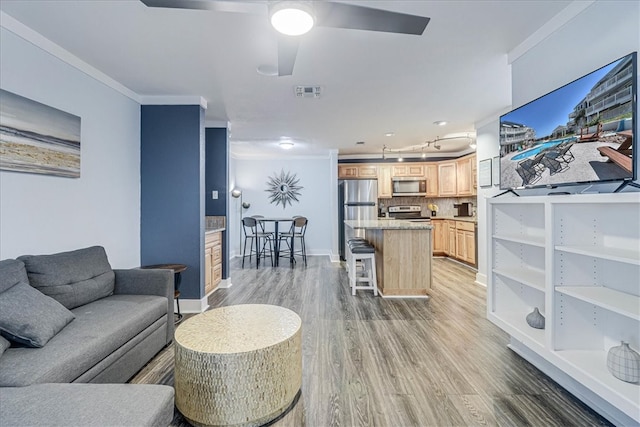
[499,52,636,190]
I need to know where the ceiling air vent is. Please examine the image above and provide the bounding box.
[295,86,321,98]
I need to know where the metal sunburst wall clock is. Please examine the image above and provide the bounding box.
[266,169,303,208]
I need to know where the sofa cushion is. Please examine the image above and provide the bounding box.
[18,246,115,310]
[0,383,175,427]
[0,281,75,348]
[0,336,9,357]
[0,259,29,293]
[0,294,167,386]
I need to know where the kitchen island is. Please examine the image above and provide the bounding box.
[344,219,433,297]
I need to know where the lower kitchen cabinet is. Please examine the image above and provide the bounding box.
[455,221,476,265]
[437,219,476,266]
[431,219,446,255]
[205,231,222,294]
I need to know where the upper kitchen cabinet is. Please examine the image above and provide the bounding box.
[338,164,377,179]
[438,162,457,197]
[456,154,475,196]
[377,165,393,198]
[393,164,424,177]
[424,164,439,197]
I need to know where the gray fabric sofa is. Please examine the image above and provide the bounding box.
[0,246,176,426]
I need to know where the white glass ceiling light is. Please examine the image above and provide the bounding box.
[279,140,295,149]
[270,2,315,36]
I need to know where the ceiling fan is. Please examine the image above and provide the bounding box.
[140,0,430,76]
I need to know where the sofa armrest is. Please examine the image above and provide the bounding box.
[113,269,174,344]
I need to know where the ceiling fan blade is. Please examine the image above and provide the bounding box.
[314,2,430,35]
[140,0,265,15]
[277,35,300,77]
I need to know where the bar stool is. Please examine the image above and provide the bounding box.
[347,240,378,296]
[241,217,274,268]
[278,216,308,266]
[345,237,367,276]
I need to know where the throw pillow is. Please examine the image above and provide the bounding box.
[0,281,75,347]
[0,259,30,294]
[18,246,115,309]
[0,335,9,357]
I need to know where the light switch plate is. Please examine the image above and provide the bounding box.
[212,191,218,199]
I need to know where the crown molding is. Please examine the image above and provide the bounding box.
[508,0,595,64]
[139,95,208,110]
[1,11,140,102]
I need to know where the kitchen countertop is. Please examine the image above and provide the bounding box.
[345,219,432,230]
[205,227,225,234]
[429,216,477,223]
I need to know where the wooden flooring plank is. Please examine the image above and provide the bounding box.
[130,256,612,427]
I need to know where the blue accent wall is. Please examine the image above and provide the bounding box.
[141,105,204,300]
[205,127,230,279]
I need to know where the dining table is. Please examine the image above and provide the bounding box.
[256,217,295,267]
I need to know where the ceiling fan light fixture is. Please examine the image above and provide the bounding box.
[270,2,315,36]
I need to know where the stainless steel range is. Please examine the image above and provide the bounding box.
[388,205,431,221]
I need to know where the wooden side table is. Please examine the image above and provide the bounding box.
[140,263,187,323]
[174,304,302,426]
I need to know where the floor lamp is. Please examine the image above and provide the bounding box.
[231,189,243,253]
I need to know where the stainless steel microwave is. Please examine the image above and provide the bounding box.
[392,177,427,196]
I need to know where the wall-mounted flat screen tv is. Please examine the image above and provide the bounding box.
[499,52,636,191]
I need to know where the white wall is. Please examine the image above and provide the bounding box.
[0,27,141,267]
[230,156,335,258]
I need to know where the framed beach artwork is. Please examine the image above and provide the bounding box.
[0,89,81,178]
[492,156,500,186]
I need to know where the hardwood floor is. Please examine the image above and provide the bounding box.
[131,256,611,426]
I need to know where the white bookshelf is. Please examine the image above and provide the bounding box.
[487,193,640,426]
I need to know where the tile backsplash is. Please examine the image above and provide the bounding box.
[205,216,226,229]
[378,196,476,217]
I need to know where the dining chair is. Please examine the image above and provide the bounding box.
[241,217,274,268]
[278,216,308,266]
[251,215,274,238]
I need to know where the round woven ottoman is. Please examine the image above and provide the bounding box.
[174,304,302,427]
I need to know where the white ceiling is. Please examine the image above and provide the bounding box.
[0,0,572,158]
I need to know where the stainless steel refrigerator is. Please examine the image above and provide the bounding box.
[339,179,378,260]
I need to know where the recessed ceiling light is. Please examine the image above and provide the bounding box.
[434,121,447,126]
[279,141,295,149]
[270,2,315,36]
[384,132,395,137]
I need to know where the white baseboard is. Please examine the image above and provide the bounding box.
[508,338,636,426]
[176,295,209,314]
[475,272,487,287]
[217,278,232,289]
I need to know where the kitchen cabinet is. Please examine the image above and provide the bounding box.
[338,155,476,198]
[456,155,474,196]
[392,164,424,177]
[338,165,359,178]
[377,165,393,198]
[431,219,446,255]
[424,164,439,197]
[487,193,640,425]
[205,231,222,295]
[453,221,476,265]
[338,164,377,179]
[438,162,457,196]
[359,165,378,178]
[446,221,456,256]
